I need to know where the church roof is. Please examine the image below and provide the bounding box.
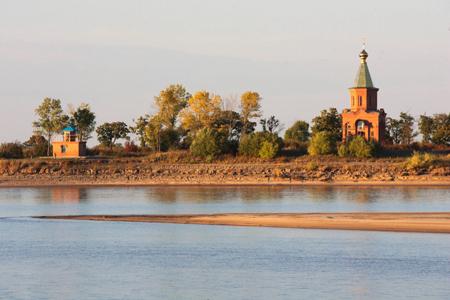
[63,126,76,132]
[353,49,375,88]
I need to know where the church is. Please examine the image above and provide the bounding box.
[341,48,386,143]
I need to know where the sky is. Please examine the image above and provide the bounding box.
[1,0,449,143]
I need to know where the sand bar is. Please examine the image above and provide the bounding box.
[37,212,450,233]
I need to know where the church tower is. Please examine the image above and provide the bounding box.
[342,47,386,143]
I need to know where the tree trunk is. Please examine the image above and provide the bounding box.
[47,134,51,157]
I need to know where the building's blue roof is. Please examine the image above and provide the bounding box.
[63,126,76,132]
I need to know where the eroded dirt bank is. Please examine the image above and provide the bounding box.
[1,157,449,186]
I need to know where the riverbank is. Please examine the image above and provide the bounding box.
[1,156,449,186]
[37,212,450,233]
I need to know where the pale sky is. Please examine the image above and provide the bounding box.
[1,0,449,143]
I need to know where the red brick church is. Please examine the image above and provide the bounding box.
[342,48,386,143]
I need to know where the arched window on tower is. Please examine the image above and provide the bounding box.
[357,120,365,130]
[358,96,362,106]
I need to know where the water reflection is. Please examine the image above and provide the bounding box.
[144,186,443,205]
[33,187,89,203]
[146,186,286,203]
[0,186,448,216]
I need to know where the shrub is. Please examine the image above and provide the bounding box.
[0,142,24,159]
[124,141,139,153]
[23,135,48,158]
[348,136,376,158]
[190,128,222,160]
[259,141,279,159]
[238,132,282,158]
[284,120,309,148]
[337,143,349,157]
[308,131,336,156]
[405,152,436,170]
[338,136,376,158]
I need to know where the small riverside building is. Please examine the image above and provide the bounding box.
[52,126,86,158]
[342,48,386,143]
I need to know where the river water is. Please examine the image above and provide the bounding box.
[0,186,449,299]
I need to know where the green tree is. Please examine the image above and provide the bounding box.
[260,116,282,133]
[33,98,69,156]
[240,91,262,134]
[238,131,282,158]
[130,115,150,147]
[259,141,279,159]
[284,120,310,147]
[308,131,337,156]
[418,115,434,143]
[430,113,450,145]
[212,110,243,153]
[154,84,189,128]
[96,122,130,149]
[0,142,24,159]
[69,103,96,141]
[311,108,342,143]
[398,112,417,144]
[189,128,223,160]
[386,117,402,144]
[23,135,48,158]
[143,115,163,152]
[338,136,375,158]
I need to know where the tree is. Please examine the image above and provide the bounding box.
[130,115,150,147]
[189,128,223,160]
[154,84,189,128]
[259,141,279,159]
[33,98,69,156]
[143,115,163,152]
[212,110,243,153]
[398,112,417,144]
[308,131,337,156]
[284,120,310,147]
[69,103,96,141]
[260,116,282,133]
[311,108,342,143]
[418,115,434,143]
[386,117,402,144]
[240,91,262,134]
[96,122,130,149]
[338,136,375,158]
[180,91,222,134]
[23,135,48,158]
[430,113,450,145]
[0,142,24,159]
[238,131,282,158]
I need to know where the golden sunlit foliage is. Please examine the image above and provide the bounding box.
[180,91,222,134]
[240,91,262,134]
[154,84,189,129]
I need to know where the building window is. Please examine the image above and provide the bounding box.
[61,145,66,153]
[357,121,365,130]
[352,96,354,106]
[359,96,362,106]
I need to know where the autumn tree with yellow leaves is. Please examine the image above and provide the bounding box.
[180,91,222,134]
[240,91,262,134]
[154,84,189,129]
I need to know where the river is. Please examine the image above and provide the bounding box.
[0,186,449,299]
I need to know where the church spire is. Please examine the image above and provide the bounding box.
[354,47,374,88]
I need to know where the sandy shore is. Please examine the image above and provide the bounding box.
[37,212,450,233]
